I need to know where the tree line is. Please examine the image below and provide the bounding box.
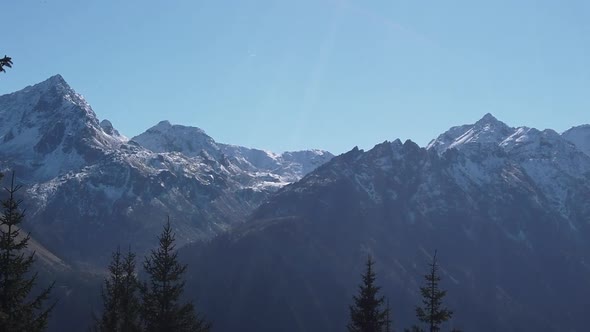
[0,169,461,331]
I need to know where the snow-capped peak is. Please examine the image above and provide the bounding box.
[475,112,502,126]
[427,113,513,153]
[22,74,70,94]
[132,119,334,184]
[0,74,125,180]
[132,121,219,158]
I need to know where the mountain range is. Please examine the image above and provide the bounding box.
[181,115,590,331]
[0,75,333,265]
[1,76,590,331]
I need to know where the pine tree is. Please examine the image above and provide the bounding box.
[0,56,12,74]
[414,250,453,332]
[348,255,390,332]
[96,247,141,332]
[139,218,210,332]
[0,172,54,332]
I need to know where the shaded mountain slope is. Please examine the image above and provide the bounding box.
[183,117,590,332]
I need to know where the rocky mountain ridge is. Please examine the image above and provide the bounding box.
[181,114,590,332]
[0,75,333,264]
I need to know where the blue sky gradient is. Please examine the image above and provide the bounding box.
[2,0,590,153]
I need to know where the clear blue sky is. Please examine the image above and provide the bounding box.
[2,0,590,154]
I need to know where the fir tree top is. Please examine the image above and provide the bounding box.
[140,218,210,332]
[348,255,389,332]
[415,250,453,332]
